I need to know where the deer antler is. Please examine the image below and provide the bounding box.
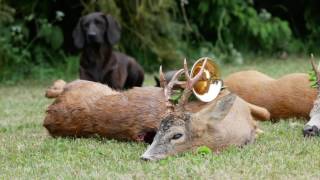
[159,66,184,112]
[159,58,207,113]
[177,58,208,109]
[311,54,320,91]
[159,66,167,88]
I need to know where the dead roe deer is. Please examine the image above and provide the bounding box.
[157,68,317,120]
[141,60,268,160]
[44,80,170,143]
[43,59,269,144]
[225,71,317,120]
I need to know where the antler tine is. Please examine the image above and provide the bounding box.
[178,58,208,108]
[159,65,167,88]
[184,58,208,89]
[183,58,191,83]
[167,69,185,89]
[311,55,320,90]
[163,68,184,112]
[311,59,318,75]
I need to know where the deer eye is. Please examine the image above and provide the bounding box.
[172,133,183,140]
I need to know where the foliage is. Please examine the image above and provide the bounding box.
[187,0,293,62]
[82,0,188,71]
[304,0,320,53]
[0,0,15,23]
[0,1,66,82]
[197,146,212,155]
[309,70,317,88]
[0,0,320,82]
[169,89,183,104]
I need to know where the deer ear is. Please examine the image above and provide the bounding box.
[198,93,237,121]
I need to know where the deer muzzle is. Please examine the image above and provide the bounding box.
[140,138,173,161]
[303,125,319,137]
[304,114,320,137]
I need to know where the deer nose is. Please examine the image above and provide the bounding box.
[303,125,319,137]
[140,153,158,161]
[140,155,151,161]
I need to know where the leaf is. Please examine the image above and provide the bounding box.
[309,69,318,88]
[39,24,64,50]
[198,2,209,14]
[197,146,212,155]
[49,26,64,50]
[169,90,182,104]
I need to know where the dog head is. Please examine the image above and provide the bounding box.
[73,12,121,49]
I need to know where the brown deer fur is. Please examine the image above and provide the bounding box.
[191,93,259,150]
[43,79,269,142]
[44,80,209,142]
[141,59,267,160]
[224,71,317,120]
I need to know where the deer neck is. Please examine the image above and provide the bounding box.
[308,93,320,128]
[188,112,233,151]
[187,115,213,149]
[310,93,320,117]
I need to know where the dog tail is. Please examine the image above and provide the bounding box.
[247,102,271,121]
[45,80,67,98]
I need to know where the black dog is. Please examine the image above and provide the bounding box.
[73,12,144,89]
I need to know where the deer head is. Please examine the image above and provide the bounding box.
[141,59,239,160]
[304,60,320,137]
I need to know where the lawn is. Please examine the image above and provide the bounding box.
[1,57,320,179]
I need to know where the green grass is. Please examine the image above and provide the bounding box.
[1,57,320,179]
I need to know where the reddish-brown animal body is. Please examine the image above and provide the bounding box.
[43,80,210,142]
[225,71,317,120]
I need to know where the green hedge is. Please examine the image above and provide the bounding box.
[0,0,319,82]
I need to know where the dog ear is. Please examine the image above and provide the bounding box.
[104,15,121,45]
[73,17,84,49]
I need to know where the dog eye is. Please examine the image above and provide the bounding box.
[172,133,183,140]
[94,20,102,25]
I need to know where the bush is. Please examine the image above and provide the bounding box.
[83,0,189,71]
[0,0,66,82]
[304,0,320,54]
[187,0,293,56]
[0,0,319,82]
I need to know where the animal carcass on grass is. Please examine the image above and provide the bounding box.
[225,71,317,120]
[43,60,269,145]
[158,69,317,120]
[141,59,269,160]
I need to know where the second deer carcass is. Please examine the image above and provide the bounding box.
[225,71,317,120]
[158,69,317,120]
[141,60,268,160]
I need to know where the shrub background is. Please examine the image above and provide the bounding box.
[0,0,319,82]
